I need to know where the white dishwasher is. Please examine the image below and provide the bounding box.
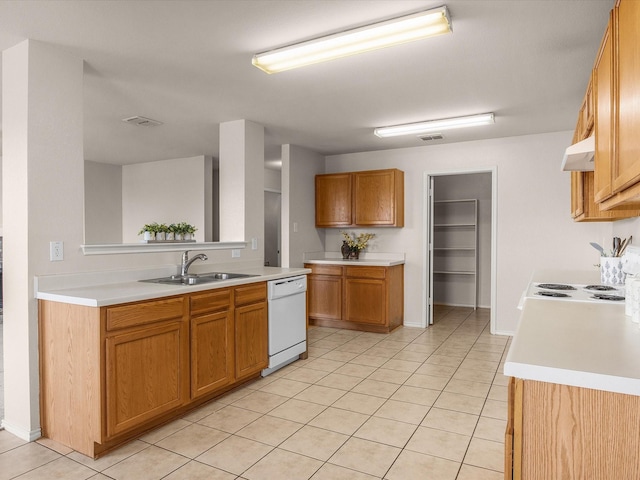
[262,275,307,376]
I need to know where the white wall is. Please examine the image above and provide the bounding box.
[282,145,325,268]
[264,167,281,192]
[122,156,213,243]
[84,160,122,244]
[612,217,640,247]
[325,131,613,334]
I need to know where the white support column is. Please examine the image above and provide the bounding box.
[2,40,84,440]
[219,120,264,262]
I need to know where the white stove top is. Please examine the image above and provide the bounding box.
[525,282,625,303]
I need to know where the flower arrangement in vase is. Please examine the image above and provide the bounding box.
[341,231,375,259]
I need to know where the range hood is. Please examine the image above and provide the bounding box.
[561,135,595,171]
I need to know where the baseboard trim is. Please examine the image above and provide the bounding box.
[0,419,41,442]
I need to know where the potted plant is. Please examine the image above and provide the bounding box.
[341,231,375,259]
[156,223,168,241]
[138,222,161,241]
[166,223,178,241]
[173,222,197,241]
[183,223,197,241]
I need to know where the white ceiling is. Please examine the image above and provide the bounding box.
[0,0,612,168]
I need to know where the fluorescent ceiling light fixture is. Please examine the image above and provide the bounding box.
[374,113,495,138]
[252,6,452,74]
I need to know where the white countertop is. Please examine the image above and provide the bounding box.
[303,251,405,267]
[505,270,640,396]
[36,266,311,307]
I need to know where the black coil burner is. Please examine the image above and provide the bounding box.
[585,285,618,292]
[537,284,577,291]
[591,294,625,301]
[535,291,571,298]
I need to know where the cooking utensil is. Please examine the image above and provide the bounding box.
[613,237,621,256]
[590,242,605,255]
[619,236,632,257]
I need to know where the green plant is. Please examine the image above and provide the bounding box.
[138,222,161,235]
[175,222,197,235]
[341,231,375,251]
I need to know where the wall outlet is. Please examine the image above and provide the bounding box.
[50,241,64,261]
[251,238,258,250]
[232,249,241,258]
[293,222,298,233]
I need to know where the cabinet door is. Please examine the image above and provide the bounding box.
[191,310,234,399]
[307,274,342,321]
[343,277,386,325]
[353,169,404,227]
[612,0,640,193]
[570,172,585,219]
[235,301,268,380]
[594,13,613,203]
[315,173,352,227]
[105,320,189,438]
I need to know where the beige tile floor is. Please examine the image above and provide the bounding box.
[0,306,511,480]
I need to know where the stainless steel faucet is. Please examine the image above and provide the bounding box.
[180,250,208,277]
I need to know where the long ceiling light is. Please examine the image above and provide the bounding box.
[374,113,495,138]
[252,6,452,74]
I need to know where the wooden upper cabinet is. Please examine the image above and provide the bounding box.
[354,169,404,227]
[572,1,640,220]
[315,173,352,227]
[612,0,640,194]
[596,0,640,210]
[593,12,614,203]
[315,169,404,227]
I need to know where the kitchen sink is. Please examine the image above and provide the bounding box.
[140,272,258,286]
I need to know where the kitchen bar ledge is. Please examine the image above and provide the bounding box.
[35,265,310,307]
[504,297,640,396]
[303,251,405,267]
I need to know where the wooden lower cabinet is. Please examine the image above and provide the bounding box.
[307,264,343,322]
[235,302,268,379]
[234,283,268,380]
[305,263,403,333]
[105,319,189,437]
[506,377,640,479]
[190,288,234,399]
[39,282,268,458]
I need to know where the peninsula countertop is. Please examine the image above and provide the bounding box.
[505,271,640,396]
[36,266,311,307]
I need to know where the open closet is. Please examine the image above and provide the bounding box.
[427,172,493,323]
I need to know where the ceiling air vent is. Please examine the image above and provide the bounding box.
[418,133,444,141]
[122,116,163,127]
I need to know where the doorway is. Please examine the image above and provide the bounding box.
[423,168,497,333]
[264,190,281,267]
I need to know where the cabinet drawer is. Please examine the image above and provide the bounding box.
[234,282,267,306]
[106,297,186,331]
[345,266,386,279]
[190,288,232,316]
[305,264,343,276]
